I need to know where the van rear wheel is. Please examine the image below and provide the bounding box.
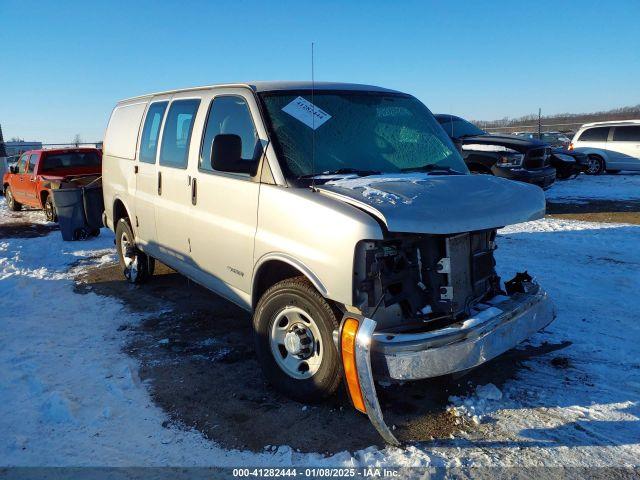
[115,218,155,284]
[253,277,342,403]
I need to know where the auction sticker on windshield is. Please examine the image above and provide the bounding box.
[282,96,331,130]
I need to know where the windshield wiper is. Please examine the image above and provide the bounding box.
[400,164,464,175]
[300,168,381,179]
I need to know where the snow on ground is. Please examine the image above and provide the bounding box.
[546,173,640,201]
[443,218,640,466]
[1,198,639,467]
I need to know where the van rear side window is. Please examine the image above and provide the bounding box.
[159,99,201,169]
[612,126,640,142]
[139,102,168,163]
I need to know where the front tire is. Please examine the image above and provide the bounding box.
[586,155,605,175]
[115,218,155,284]
[253,277,342,403]
[5,186,22,211]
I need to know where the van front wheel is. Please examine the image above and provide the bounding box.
[115,218,155,284]
[253,277,342,403]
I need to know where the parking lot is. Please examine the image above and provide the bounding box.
[1,173,639,467]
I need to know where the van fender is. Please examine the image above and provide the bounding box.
[252,252,329,299]
[111,195,134,231]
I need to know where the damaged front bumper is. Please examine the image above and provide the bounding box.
[339,284,555,445]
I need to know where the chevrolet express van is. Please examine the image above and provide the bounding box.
[102,82,555,444]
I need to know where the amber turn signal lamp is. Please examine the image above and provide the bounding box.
[341,317,367,413]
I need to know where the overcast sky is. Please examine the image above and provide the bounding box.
[1,0,639,143]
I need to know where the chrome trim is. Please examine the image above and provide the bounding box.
[372,288,555,380]
[355,317,401,446]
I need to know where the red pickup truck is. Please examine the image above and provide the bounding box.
[2,148,102,221]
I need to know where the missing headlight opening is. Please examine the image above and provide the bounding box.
[354,230,505,332]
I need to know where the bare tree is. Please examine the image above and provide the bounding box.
[73,134,82,147]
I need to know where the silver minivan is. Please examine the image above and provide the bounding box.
[572,120,640,174]
[102,82,555,444]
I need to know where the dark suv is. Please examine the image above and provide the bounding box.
[435,114,556,189]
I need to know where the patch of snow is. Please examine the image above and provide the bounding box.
[325,174,432,205]
[476,384,503,401]
[462,144,514,153]
[546,173,640,201]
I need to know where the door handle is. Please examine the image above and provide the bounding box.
[134,165,139,174]
[157,171,162,195]
[191,178,197,205]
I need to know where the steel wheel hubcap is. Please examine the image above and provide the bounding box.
[270,306,323,379]
[120,231,139,278]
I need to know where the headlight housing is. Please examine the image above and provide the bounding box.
[496,153,524,167]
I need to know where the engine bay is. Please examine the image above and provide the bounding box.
[353,229,505,331]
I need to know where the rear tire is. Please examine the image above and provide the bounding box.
[44,195,57,222]
[586,155,605,175]
[5,186,22,211]
[115,218,154,284]
[253,277,342,403]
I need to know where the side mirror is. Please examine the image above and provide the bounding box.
[9,165,17,174]
[211,134,254,175]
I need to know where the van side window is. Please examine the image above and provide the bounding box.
[28,154,38,173]
[139,102,168,163]
[159,99,201,169]
[200,96,259,172]
[612,126,640,142]
[578,127,609,142]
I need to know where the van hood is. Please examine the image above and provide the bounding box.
[317,173,545,234]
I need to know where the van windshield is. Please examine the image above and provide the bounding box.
[260,91,468,179]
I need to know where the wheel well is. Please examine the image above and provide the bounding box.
[252,260,309,309]
[2,183,8,194]
[113,199,129,227]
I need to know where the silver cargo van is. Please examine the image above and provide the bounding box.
[102,82,555,444]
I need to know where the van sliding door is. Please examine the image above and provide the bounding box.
[154,97,201,265]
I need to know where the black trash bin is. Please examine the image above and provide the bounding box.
[82,185,104,232]
[51,188,87,241]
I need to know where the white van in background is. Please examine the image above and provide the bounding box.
[571,120,640,174]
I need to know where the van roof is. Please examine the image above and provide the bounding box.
[118,81,402,104]
[581,119,640,128]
